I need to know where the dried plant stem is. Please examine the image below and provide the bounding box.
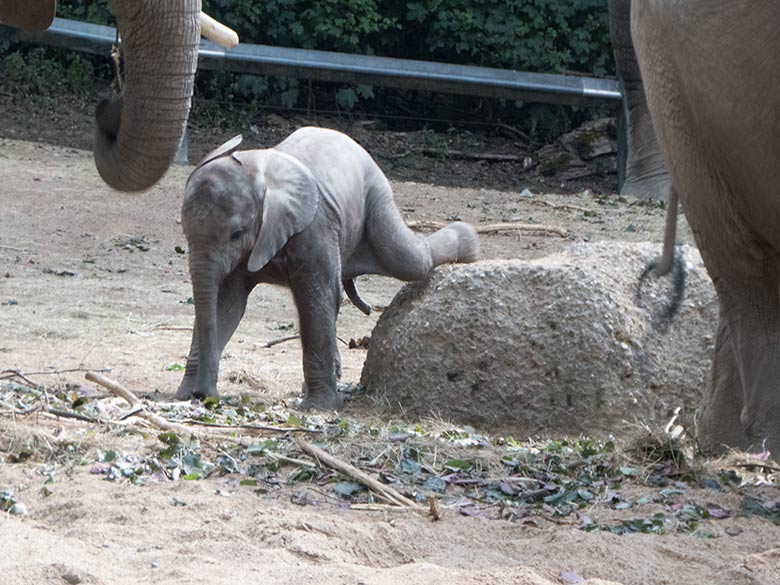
[407,220,567,238]
[349,503,417,513]
[85,371,196,435]
[297,439,429,516]
[264,334,300,348]
[84,371,314,438]
[266,451,318,468]
[171,418,317,434]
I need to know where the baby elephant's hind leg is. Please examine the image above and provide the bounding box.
[353,180,478,280]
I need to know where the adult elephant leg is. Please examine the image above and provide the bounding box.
[709,266,780,454]
[696,317,748,452]
[95,0,200,192]
[345,179,478,280]
[608,0,670,200]
[176,270,252,400]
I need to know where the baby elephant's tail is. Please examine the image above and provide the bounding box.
[343,278,372,315]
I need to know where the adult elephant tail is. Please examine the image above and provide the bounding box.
[636,186,686,329]
[94,0,201,192]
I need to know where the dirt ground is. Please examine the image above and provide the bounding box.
[1,132,779,584]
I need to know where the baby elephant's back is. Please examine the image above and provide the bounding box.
[274,127,379,198]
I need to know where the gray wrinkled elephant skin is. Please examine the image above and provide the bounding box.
[176,127,479,411]
[633,0,780,455]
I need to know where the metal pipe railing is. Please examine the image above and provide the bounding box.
[4,17,622,107]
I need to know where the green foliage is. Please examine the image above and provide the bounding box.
[402,0,611,75]
[203,0,398,53]
[297,0,399,53]
[199,0,612,120]
[1,47,95,94]
[57,0,113,25]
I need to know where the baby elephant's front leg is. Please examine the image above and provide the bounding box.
[291,270,344,411]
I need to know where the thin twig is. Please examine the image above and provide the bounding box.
[485,476,540,484]
[530,199,593,214]
[0,370,41,388]
[264,334,300,348]
[170,418,318,434]
[421,148,522,163]
[296,439,429,516]
[497,122,530,143]
[45,408,98,424]
[21,367,113,376]
[428,496,444,520]
[266,451,318,468]
[85,371,200,436]
[350,503,419,513]
[732,462,780,474]
[0,405,40,417]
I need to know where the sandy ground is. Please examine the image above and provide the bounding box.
[1,138,779,585]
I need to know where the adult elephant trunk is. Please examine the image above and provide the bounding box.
[608,0,670,200]
[0,0,56,31]
[95,0,201,192]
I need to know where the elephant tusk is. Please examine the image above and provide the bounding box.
[200,12,239,48]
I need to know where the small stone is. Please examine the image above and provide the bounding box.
[61,569,83,585]
[151,561,160,569]
[8,502,28,516]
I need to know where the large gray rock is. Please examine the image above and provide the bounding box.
[361,242,718,438]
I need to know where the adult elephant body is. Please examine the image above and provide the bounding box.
[0,0,201,192]
[632,1,780,454]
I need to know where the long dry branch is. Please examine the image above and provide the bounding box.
[264,334,300,348]
[421,148,523,163]
[85,371,198,436]
[297,438,428,515]
[407,219,567,238]
[84,371,314,438]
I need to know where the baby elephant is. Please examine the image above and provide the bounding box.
[175,127,479,410]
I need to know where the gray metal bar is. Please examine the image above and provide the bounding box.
[5,17,622,107]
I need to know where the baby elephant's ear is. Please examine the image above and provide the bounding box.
[247,151,320,272]
[195,135,243,169]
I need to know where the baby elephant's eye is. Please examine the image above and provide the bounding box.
[230,230,243,241]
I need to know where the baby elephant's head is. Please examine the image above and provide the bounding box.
[183,156,260,280]
[181,140,321,283]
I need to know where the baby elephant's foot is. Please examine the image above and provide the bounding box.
[298,382,345,412]
[178,378,219,401]
[175,376,195,400]
[448,221,480,263]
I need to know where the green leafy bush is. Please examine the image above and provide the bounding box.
[402,0,611,75]
[57,0,113,25]
[1,47,95,94]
